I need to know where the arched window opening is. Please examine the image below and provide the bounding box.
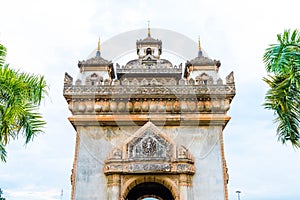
[146,48,152,55]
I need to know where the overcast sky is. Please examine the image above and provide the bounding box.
[0,0,300,200]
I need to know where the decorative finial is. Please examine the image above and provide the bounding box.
[98,37,101,51]
[198,36,203,57]
[147,20,151,37]
[198,36,201,51]
[96,37,101,57]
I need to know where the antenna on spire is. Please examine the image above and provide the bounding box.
[198,36,203,57]
[96,37,101,57]
[147,20,151,37]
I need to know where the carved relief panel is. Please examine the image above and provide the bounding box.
[104,122,194,175]
[128,129,172,161]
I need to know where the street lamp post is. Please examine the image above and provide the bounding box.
[236,191,241,200]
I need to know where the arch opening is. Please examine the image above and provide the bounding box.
[125,182,174,200]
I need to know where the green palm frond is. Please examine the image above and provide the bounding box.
[263,29,300,148]
[0,45,48,162]
[20,103,46,144]
[0,44,6,68]
[0,141,7,162]
[263,35,300,148]
[263,29,300,75]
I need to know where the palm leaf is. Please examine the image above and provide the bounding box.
[263,29,300,148]
[263,70,300,147]
[0,44,6,68]
[263,29,300,74]
[0,141,7,162]
[0,50,48,161]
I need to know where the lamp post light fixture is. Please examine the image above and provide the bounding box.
[236,191,241,200]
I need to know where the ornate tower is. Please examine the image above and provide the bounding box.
[63,30,235,200]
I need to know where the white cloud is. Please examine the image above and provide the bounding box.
[5,185,62,200]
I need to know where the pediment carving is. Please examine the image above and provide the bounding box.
[128,128,172,162]
[104,122,194,175]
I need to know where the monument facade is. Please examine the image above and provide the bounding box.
[63,28,235,200]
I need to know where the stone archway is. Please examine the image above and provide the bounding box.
[120,175,179,200]
[125,182,174,200]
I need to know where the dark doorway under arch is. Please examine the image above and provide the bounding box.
[125,182,174,200]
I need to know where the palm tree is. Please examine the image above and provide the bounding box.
[0,188,5,200]
[0,43,48,162]
[263,29,300,148]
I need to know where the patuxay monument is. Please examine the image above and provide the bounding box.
[63,27,235,200]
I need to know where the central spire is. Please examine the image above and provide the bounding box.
[98,37,101,51]
[198,36,203,57]
[96,37,101,57]
[147,20,151,37]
